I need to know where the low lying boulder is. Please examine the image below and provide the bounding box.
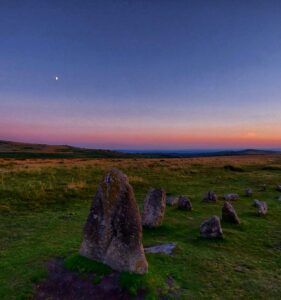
[224,193,239,201]
[253,199,268,216]
[222,202,240,224]
[202,191,217,203]
[200,216,223,239]
[142,188,166,228]
[178,196,192,210]
[166,195,178,206]
[245,188,253,197]
[144,243,176,255]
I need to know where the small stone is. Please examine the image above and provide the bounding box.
[177,196,192,210]
[276,185,281,192]
[80,168,148,274]
[253,199,268,215]
[224,193,240,201]
[144,243,176,255]
[259,184,267,191]
[202,191,218,203]
[142,188,166,228]
[256,201,268,216]
[222,202,240,224]
[245,188,253,197]
[200,216,223,239]
[166,195,178,206]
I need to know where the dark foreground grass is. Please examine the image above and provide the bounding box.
[1,155,281,299]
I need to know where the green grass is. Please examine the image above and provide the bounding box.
[1,156,281,299]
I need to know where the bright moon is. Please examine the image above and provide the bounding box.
[55,76,59,81]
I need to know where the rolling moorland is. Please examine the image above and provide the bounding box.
[1,143,281,299]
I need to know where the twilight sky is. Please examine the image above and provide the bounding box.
[1,0,281,150]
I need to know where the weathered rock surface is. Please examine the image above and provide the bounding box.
[253,199,268,215]
[142,188,166,228]
[177,196,192,210]
[254,200,268,216]
[202,191,218,203]
[224,193,240,201]
[221,202,240,224]
[276,185,281,192]
[144,243,176,255]
[80,168,148,274]
[245,188,253,197]
[166,195,178,206]
[200,216,223,239]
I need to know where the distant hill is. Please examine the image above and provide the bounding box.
[0,140,280,159]
[0,140,131,159]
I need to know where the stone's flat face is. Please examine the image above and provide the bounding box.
[200,216,223,239]
[166,196,178,206]
[202,191,217,203]
[224,193,240,201]
[144,243,176,255]
[222,202,240,224]
[178,196,192,210]
[245,188,253,197]
[142,188,166,228]
[80,168,148,274]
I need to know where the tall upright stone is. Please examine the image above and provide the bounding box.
[142,188,166,228]
[80,168,148,274]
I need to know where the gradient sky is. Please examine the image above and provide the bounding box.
[1,0,281,150]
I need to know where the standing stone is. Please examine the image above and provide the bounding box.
[80,168,148,274]
[166,195,179,206]
[202,191,218,203]
[222,202,240,224]
[245,188,253,197]
[200,216,223,239]
[142,188,166,228]
[224,193,240,201]
[256,200,268,216]
[276,185,281,192]
[177,196,192,210]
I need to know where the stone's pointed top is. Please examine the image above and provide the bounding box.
[222,201,240,224]
[142,188,166,228]
[80,168,148,274]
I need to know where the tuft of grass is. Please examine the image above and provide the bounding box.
[64,254,112,276]
[119,272,157,299]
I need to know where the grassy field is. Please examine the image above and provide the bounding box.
[1,155,281,299]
